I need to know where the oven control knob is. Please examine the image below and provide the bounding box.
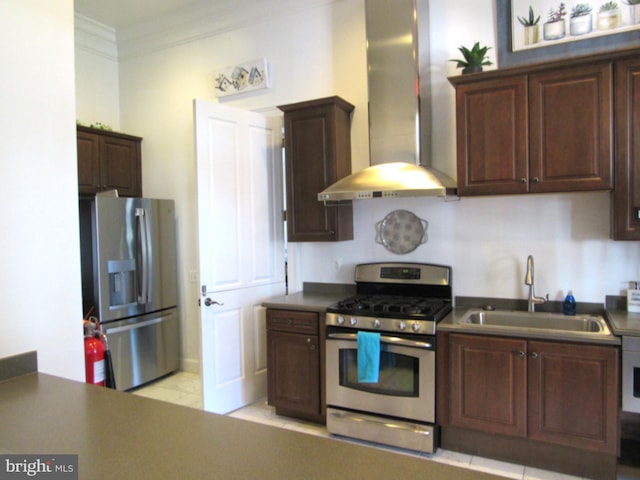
[336,315,345,325]
[349,317,357,326]
[372,319,381,329]
[412,323,421,333]
[398,321,407,331]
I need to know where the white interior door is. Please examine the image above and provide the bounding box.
[194,99,285,414]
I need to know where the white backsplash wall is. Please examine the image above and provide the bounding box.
[292,191,639,305]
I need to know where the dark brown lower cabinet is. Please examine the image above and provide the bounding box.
[527,340,618,453]
[448,334,527,437]
[266,309,324,423]
[439,332,619,480]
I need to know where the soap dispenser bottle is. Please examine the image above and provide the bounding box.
[563,291,576,316]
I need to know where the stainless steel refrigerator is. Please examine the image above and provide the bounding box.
[80,196,180,391]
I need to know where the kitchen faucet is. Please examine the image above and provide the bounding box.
[525,255,548,312]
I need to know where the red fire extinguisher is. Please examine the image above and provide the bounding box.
[84,317,106,386]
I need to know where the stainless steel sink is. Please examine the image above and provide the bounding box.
[457,309,611,336]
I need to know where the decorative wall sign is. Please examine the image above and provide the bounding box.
[497,0,640,67]
[214,58,270,97]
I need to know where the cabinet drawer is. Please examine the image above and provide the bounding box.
[267,309,318,335]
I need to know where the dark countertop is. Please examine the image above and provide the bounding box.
[604,298,640,338]
[262,282,355,312]
[607,310,640,337]
[262,291,343,311]
[0,373,503,480]
[262,291,636,343]
[605,295,640,337]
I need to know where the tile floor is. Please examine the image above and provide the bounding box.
[132,371,640,480]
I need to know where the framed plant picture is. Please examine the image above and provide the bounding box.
[497,0,640,67]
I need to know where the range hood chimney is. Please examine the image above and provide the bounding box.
[318,0,456,202]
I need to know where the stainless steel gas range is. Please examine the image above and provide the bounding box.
[325,262,452,454]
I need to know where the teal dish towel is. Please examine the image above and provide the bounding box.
[357,331,381,383]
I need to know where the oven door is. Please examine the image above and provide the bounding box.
[326,329,435,423]
[623,336,640,413]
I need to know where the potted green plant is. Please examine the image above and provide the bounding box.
[622,0,640,24]
[449,42,492,74]
[598,1,621,29]
[543,3,567,40]
[570,3,593,35]
[517,6,541,45]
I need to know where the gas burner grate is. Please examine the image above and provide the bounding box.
[330,295,448,319]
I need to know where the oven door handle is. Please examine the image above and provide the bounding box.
[327,332,433,349]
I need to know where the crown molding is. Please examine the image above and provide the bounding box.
[115,0,338,60]
[75,13,118,61]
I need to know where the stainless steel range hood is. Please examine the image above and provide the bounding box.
[318,0,456,202]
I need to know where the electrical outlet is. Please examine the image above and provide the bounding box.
[334,257,343,271]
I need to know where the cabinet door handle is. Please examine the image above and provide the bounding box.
[531,352,539,359]
[518,350,526,357]
[532,177,540,184]
[520,178,527,184]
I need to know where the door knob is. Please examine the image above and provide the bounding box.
[203,298,223,307]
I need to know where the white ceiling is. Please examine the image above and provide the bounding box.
[74,0,202,28]
[75,0,339,59]
[74,0,331,30]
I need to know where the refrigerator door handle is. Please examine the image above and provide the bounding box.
[104,317,163,335]
[136,207,150,305]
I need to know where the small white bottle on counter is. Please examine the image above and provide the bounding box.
[627,281,640,313]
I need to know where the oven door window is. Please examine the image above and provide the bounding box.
[338,345,418,397]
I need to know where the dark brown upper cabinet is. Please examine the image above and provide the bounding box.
[279,96,354,242]
[612,56,640,240]
[77,126,142,198]
[450,54,617,196]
